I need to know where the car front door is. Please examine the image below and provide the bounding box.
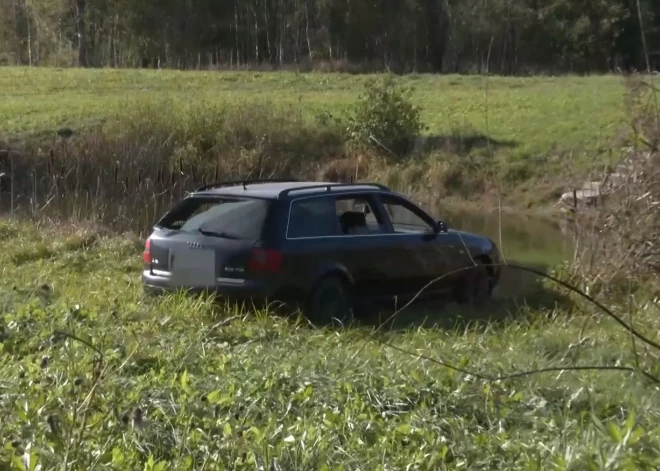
[373,193,456,300]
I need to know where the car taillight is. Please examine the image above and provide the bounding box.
[248,248,282,274]
[143,239,151,264]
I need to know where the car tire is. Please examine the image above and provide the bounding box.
[455,261,491,307]
[306,275,354,327]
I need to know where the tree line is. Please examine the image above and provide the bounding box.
[1,0,658,74]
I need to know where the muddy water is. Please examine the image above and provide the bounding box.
[441,208,576,299]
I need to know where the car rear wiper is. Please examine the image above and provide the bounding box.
[198,228,240,240]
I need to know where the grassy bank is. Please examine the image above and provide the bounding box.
[1,220,660,469]
[1,68,625,153]
[0,67,631,218]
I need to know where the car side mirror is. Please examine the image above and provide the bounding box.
[435,220,448,233]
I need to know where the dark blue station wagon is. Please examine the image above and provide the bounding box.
[142,180,501,325]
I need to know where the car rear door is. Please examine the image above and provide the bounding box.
[281,193,400,304]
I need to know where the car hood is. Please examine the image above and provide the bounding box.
[447,229,498,255]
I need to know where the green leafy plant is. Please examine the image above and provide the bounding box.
[347,75,423,157]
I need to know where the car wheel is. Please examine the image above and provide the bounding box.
[307,275,354,327]
[455,261,491,307]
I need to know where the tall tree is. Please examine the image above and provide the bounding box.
[0,0,657,72]
[73,0,87,66]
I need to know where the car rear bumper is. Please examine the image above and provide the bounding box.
[141,270,282,301]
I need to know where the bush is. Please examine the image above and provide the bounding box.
[347,75,423,158]
[571,75,660,295]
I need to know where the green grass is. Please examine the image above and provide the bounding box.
[1,67,636,213]
[1,67,626,162]
[2,219,660,470]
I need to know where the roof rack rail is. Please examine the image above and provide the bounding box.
[195,178,299,192]
[278,182,390,199]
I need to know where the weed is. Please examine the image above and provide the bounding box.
[568,76,660,296]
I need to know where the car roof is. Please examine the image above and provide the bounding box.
[193,181,392,199]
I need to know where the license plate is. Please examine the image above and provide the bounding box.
[170,247,216,287]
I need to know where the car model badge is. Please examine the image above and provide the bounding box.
[187,241,202,249]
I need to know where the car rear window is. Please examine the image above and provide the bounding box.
[157,196,271,240]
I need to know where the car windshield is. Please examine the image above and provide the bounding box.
[157,196,271,240]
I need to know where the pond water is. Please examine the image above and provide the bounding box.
[440,207,577,299]
[443,208,575,266]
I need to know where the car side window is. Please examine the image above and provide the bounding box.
[334,196,386,235]
[287,194,388,238]
[287,197,343,238]
[380,196,435,234]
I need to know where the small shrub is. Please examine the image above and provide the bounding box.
[503,160,533,183]
[571,75,660,294]
[347,75,423,158]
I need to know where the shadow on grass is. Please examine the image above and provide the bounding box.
[419,133,518,156]
[356,263,575,332]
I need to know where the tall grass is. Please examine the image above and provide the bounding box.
[2,99,349,231]
[1,97,508,233]
[565,75,660,297]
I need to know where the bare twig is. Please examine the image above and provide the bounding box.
[368,134,400,160]
[483,35,507,265]
[53,330,104,357]
[374,334,660,385]
[343,261,660,379]
[628,283,641,370]
[635,0,651,73]
[208,314,245,331]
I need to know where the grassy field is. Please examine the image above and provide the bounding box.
[1,220,660,470]
[0,67,634,218]
[1,67,626,156]
[2,69,660,469]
